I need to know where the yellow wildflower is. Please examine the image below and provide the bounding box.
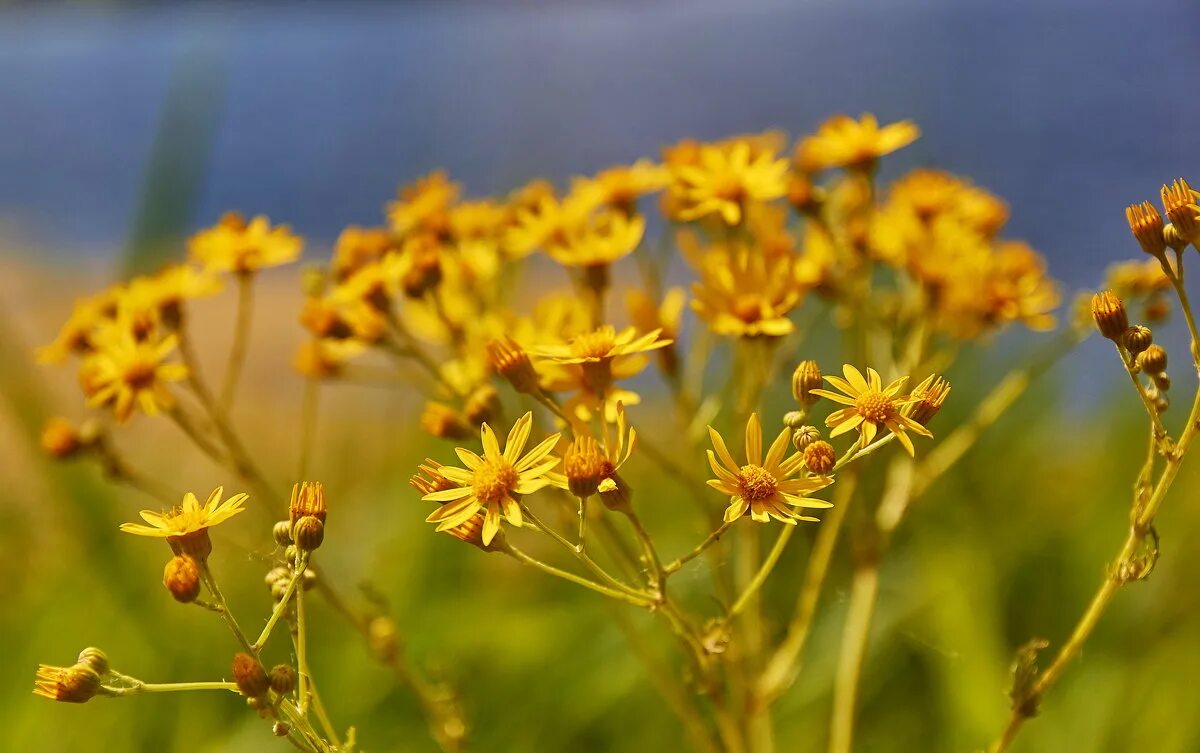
[188,212,303,273]
[809,365,932,455]
[545,210,645,268]
[796,113,919,172]
[422,412,563,546]
[387,170,460,238]
[570,160,670,215]
[80,318,188,423]
[667,139,788,225]
[706,414,833,524]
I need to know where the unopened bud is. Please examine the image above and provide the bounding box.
[268,664,296,695]
[1090,290,1128,341]
[289,481,327,525]
[803,440,836,475]
[1154,372,1171,391]
[782,410,806,429]
[1122,325,1153,355]
[293,515,325,552]
[792,425,821,452]
[232,653,269,698]
[273,520,293,547]
[486,337,540,395]
[76,648,109,676]
[163,555,201,604]
[564,436,606,499]
[1140,344,1168,375]
[463,384,500,426]
[791,360,822,406]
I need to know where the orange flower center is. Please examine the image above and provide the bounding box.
[714,176,747,203]
[472,458,519,505]
[854,390,896,424]
[123,360,158,390]
[732,296,764,323]
[571,328,617,359]
[738,464,777,502]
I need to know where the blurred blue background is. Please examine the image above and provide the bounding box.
[2,0,1198,284]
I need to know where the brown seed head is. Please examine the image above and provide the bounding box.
[792,360,823,406]
[163,554,201,603]
[1090,290,1128,340]
[1140,344,1168,375]
[1126,201,1167,257]
[1122,325,1153,355]
[232,653,270,698]
[289,481,327,525]
[803,440,836,475]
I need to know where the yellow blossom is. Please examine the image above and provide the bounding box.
[188,212,303,273]
[422,412,563,545]
[667,139,789,225]
[809,365,932,456]
[80,317,188,423]
[706,413,833,524]
[796,113,919,172]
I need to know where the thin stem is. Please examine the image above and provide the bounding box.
[297,566,310,716]
[664,519,737,574]
[221,271,255,410]
[102,680,240,695]
[622,508,666,591]
[504,544,653,607]
[829,567,880,753]
[254,555,307,650]
[197,561,257,656]
[576,495,589,553]
[757,473,859,703]
[521,504,647,599]
[727,523,795,619]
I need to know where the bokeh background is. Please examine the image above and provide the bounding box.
[3,1,1200,751]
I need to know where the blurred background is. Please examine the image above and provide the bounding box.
[3,1,1200,751]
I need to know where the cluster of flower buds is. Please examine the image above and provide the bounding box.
[1092,291,1170,412]
[784,360,826,453]
[1125,177,1200,258]
[288,481,327,554]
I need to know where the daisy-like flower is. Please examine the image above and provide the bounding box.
[34,664,101,704]
[120,486,249,560]
[534,325,671,395]
[188,212,303,274]
[707,414,833,524]
[37,289,120,364]
[422,412,562,546]
[121,264,223,327]
[668,140,789,225]
[386,170,461,238]
[545,210,645,268]
[809,365,932,456]
[570,159,670,216]
[796,114,919,172]
[80,317,188,423]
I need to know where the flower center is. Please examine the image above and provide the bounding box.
[571,327,617,359]
[123,360,158,390]
[472,458,519,505]
[738,464,777,502]
[854,390,895,424]
[714,176,747,203]
[732,296,764,323]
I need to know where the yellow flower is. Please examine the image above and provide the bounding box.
[121,264,222,326]
[570,159,670,214]
[668,140,789,225]
[422,412,563,546]
[121,487,248,539]
[545,210,645,268]
[809,365,932,456]
[796,114,919,172]
[706,414,833,524]
[387,170,460,237]
[683,235,802,337]
[534,325,672,366]
[80,318,188,423]
[330,226,398,281]
[37,289,120,364]
[188,212,303,273]
[626,287,686,342]
[504,191,595,258]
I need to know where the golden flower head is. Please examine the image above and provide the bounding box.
[1090,290,1129,341]
[685,240,802,338]
[802,440,836,474]
[486,337,540,394]
[422,412,563,546]
[535,326,671,395]
[1126,201,1167,257]
[809,365,933,456]
[37,289,121,365]
[706,413,834,524]
[188,213,303,274]
[81,317,188,424]
[1161,178,1200,244]
[904,375,952,426]
[163,554,201,603]
[796,113,919,172]
[290,481,327,525]
[571,159,670,215]
[120,487,249,560]
[564,435,607,498]
[667,139,789,225]
[387,171,460,238]
[545,210,645,268]
[34,663,102,704]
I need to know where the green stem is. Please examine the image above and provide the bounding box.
[220,270,255,410]
[504,544,653,607]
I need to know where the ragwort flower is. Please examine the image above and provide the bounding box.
[809,365,932,455]
[188,212,303,274]
[120,487,249,560]
[796,113,919,172]
[706,414,833,524]
[422,412,562,546]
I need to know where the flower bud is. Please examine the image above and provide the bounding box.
[289,481,327,525]
[485,337,540,395]
[40,418,84,459]
[1122,325,1153,355]
[598,472,633,513]
[232,653,270,698]
[1140,344,1168,375]
[1164,223,1189,252]
[273,520,293,547]
[1126,201,1167,258]
[163,555,201,604]
[1161,178,1200,244]
[76,647,109,676]
[791,360,822,406]
[420,402,471,440]
[34,664,101,703]
[803,440,836,475]
[443,513,502,552]
[368,616,399,662]
[792,425,821,452]
[782,410,806,429]
[268,664,296,695]
[906,375,952,426]
[1090,290,1128,340]
[463,384,500,427]
[1154,372,1171,391]
[564,436,606,498]
[293,515,325,552]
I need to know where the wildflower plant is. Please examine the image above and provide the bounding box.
[33,114,1197,753]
